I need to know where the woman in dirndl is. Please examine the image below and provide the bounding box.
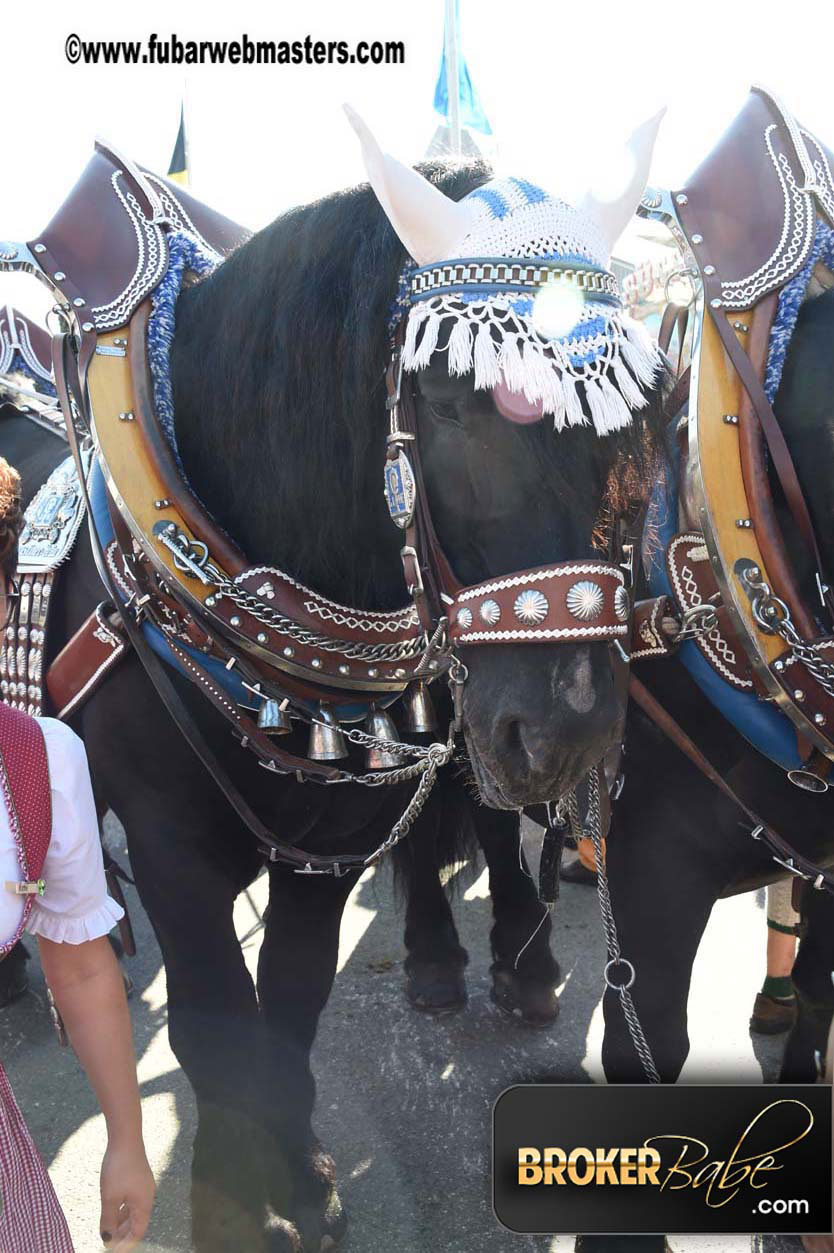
[0,455,155,1252]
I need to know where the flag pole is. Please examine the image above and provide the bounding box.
[182,78,191,187]
[444,0,461,156]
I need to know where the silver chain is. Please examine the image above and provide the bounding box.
[569,767,661,1084]
[362,734,454,865]
[156,526,426,664]
[743,566,834,698]
[216,576,426,662]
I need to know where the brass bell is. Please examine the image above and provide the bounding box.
[364,704,402,769]
[307,703,348,761]
[257,697,292,735]
[402,681,437,734]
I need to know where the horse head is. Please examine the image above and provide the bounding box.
[170,111,666,811]
[347,110,667,808]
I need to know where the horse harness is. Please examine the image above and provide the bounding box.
[624,87,834,901]
[1,137,636,876]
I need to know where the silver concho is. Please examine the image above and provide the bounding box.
[614,584,629,622]
[513,589,549,625]
[566,580,604,621]
[457,607,473,630]
[383,450,416,530]
[479,599,501,625]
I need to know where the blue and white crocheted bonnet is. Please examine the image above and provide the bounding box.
[349,105,665,436]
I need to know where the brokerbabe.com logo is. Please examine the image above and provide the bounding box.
[493,1085,832,1235]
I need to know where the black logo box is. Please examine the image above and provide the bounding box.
[493,1084,832,1235]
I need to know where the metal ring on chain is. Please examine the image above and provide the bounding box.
[579,764,662,1083]
[603,958,636,991]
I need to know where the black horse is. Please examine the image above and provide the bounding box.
[599,287,834,1084]
[2,160,663,1253]
[569,289,834,1253]
[400,286,834,1253]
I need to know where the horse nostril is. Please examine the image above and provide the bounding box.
[504,719,524,755]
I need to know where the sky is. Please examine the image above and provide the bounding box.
[3,0,834,322]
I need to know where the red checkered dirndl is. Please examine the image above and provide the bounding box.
[0,1061,74,1252]
[0,706,74,1251]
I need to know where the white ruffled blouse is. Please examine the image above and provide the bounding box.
[0,718,124,948]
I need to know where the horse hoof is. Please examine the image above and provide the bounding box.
[405,961,467,1014]
[490,968,560,1026]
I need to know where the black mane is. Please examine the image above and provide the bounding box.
[171,161,491,609]
[171,162,664,610]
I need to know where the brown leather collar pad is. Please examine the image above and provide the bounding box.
[448,561,628,645]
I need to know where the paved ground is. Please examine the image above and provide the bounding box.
[0,814,806,1253]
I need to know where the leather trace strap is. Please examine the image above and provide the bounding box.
[630,674,834,896]
[705,294,833,618]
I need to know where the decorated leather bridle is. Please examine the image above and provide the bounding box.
[383,330,632,657]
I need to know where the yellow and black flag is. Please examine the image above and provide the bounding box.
[167,102,189,186]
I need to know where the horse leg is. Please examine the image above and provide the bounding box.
[599,812,719,1083]
[577,822,715,1253]
[781,888,834,1082]
[399,783,469,1013]
[123,812,271,1252]
[477,808,562,1025]
[256,865,355,1252]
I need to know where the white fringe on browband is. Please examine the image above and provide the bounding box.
[401,295,662,436]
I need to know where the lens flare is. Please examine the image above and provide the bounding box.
[531,285,586,340]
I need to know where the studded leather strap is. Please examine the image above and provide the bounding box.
[448,562,628,645]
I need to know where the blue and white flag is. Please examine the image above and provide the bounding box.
[433,0,492,136]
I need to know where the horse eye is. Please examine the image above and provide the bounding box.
[428,399,460,422]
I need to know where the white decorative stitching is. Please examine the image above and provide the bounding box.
[718,127,815,310]
[457,623,627,642]
[458,563,623,603]
[667,533,753,689]
[239,565,417,634]
[91,174,168,329]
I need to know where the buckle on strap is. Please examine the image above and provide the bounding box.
[400,545,425,599]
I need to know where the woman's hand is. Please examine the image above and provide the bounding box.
[99,1138,155,1250]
